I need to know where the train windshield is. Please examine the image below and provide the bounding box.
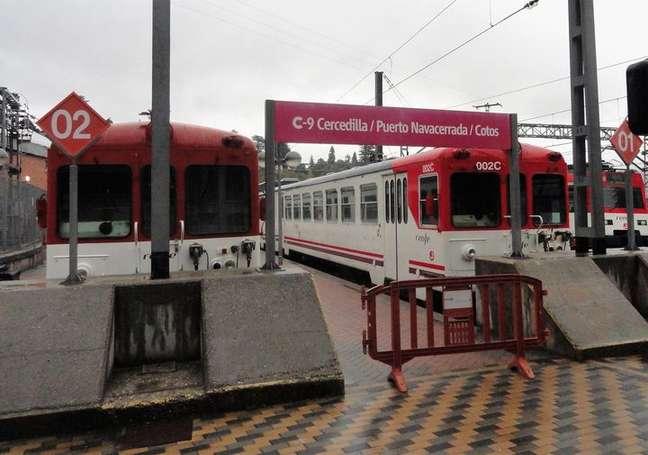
[57,165,131,238]
[532,175,566,225]
[185,165,251,235]
[604,187,644,209]
[451,173,500,227]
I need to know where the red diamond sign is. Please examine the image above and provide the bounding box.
[37,92,110,159]
[611,118,644,166]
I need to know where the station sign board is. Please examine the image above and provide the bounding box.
[610,118,643,166]
[274,101,512,149]
[37,92,110,159]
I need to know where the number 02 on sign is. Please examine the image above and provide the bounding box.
[37,92,110,159]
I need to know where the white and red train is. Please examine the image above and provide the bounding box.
[276,143,569,285]
[41,122,261,280]
[567,169,648,247]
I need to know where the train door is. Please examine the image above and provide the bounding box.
[382,173,405,281]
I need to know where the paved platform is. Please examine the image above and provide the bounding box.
[4,263,648,453]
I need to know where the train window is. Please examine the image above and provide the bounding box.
[361,184,378,223]
[397,179,402,224]
[506,174,527,223]
[326,189,338,222]
[302,193,312,221]
[603,187,645,209]
[140,165,176,237]
[385,181,390,222]
[419,176,439,226]
[390,180,395,223]
[402,178,408,223]
[57,165,132,239]
[533,175,566,225]
[285,196,292,220]
[313,191,324,222]
[341,187,355,223]
[185,165,250,235]
[451,173,500,227]
[293,194,301,220]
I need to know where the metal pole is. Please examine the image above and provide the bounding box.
[263,100,278,270]
[277,165,283,265]
[375,72,383,161]
[509,114,523,257]
[625,166,637,250]
[1,89,7,250]
[63,161,82,284]
[150,0,171,279]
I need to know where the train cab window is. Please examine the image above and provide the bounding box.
[419,176,439,226]
[185,165,250,235]
[313,191,324,222]
[57,165,132,239]
[293,194,301,220]
[141,165,176,237]
[506,174,527,224]
[361,184,378,223]
[302,193,312,221]
[396,179,402,224]
[285,196,292,220]
[603,187,645,209]
[532,174,566,225]
[402,178,408,223]
[451,173,500,227]
[326,189,338,222]
[341,187,355,223]
[385,182,390,222]
[390,180,395,223]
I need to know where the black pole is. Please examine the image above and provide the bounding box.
[151,0,171,279]
[375,72,383,161]
[509,114,522,257]
[263,100,278,270]
[625,165,637,250]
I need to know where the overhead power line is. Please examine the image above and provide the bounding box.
[337,0,459,102]
[365,0,540,104]
[447,55,648,110]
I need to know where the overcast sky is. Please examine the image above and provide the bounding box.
[2,0,647,164]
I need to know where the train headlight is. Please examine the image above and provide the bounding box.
[462,244,477,261]
[606,219,613,225]
[224,260,236,269]
[638,220,647,226]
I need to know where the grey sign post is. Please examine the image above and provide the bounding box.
[624,166,637,250]
[64,161,82,284]
[150,0,171,279]
[509,113,522,258]
[263,100,278,270]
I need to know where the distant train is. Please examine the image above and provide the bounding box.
[40,122,260,279]
[271,143,569,286]
[567,169,648,247]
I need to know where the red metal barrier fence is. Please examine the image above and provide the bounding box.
[361,274,548,393]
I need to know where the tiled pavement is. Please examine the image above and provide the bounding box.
[4,265,648,453]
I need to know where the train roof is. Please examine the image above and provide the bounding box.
[55,121,256,151]
[283,143,564,191]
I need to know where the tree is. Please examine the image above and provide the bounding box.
[252,135,264,154]
[351,152,358,166]
[358,144,376,163]
[327,146,336,164]
[309,155,314,167]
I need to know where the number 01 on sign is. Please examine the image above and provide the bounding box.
[37,92,110,284]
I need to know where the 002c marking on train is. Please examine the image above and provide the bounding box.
[475,161,502,171]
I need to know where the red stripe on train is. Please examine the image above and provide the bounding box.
[284,236,383,259]
[408,259,446,271]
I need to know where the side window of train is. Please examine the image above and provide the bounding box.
[396,179,402,224]
[341,187,355,223]
[326,189,338,222]
[302,193,312,221]
[361,184,378,224]
[389,180,395,223]
[402,178,408,224]
[420,175,439,227]
[285,196,292,220]
[384,181,390,223]
[313,191,324,222]
[185,165,251,235]
[141,165,177,237]
[57,164,132,239]
[293,194,301,220]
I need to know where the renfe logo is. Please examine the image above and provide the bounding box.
[274,101,512,149]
